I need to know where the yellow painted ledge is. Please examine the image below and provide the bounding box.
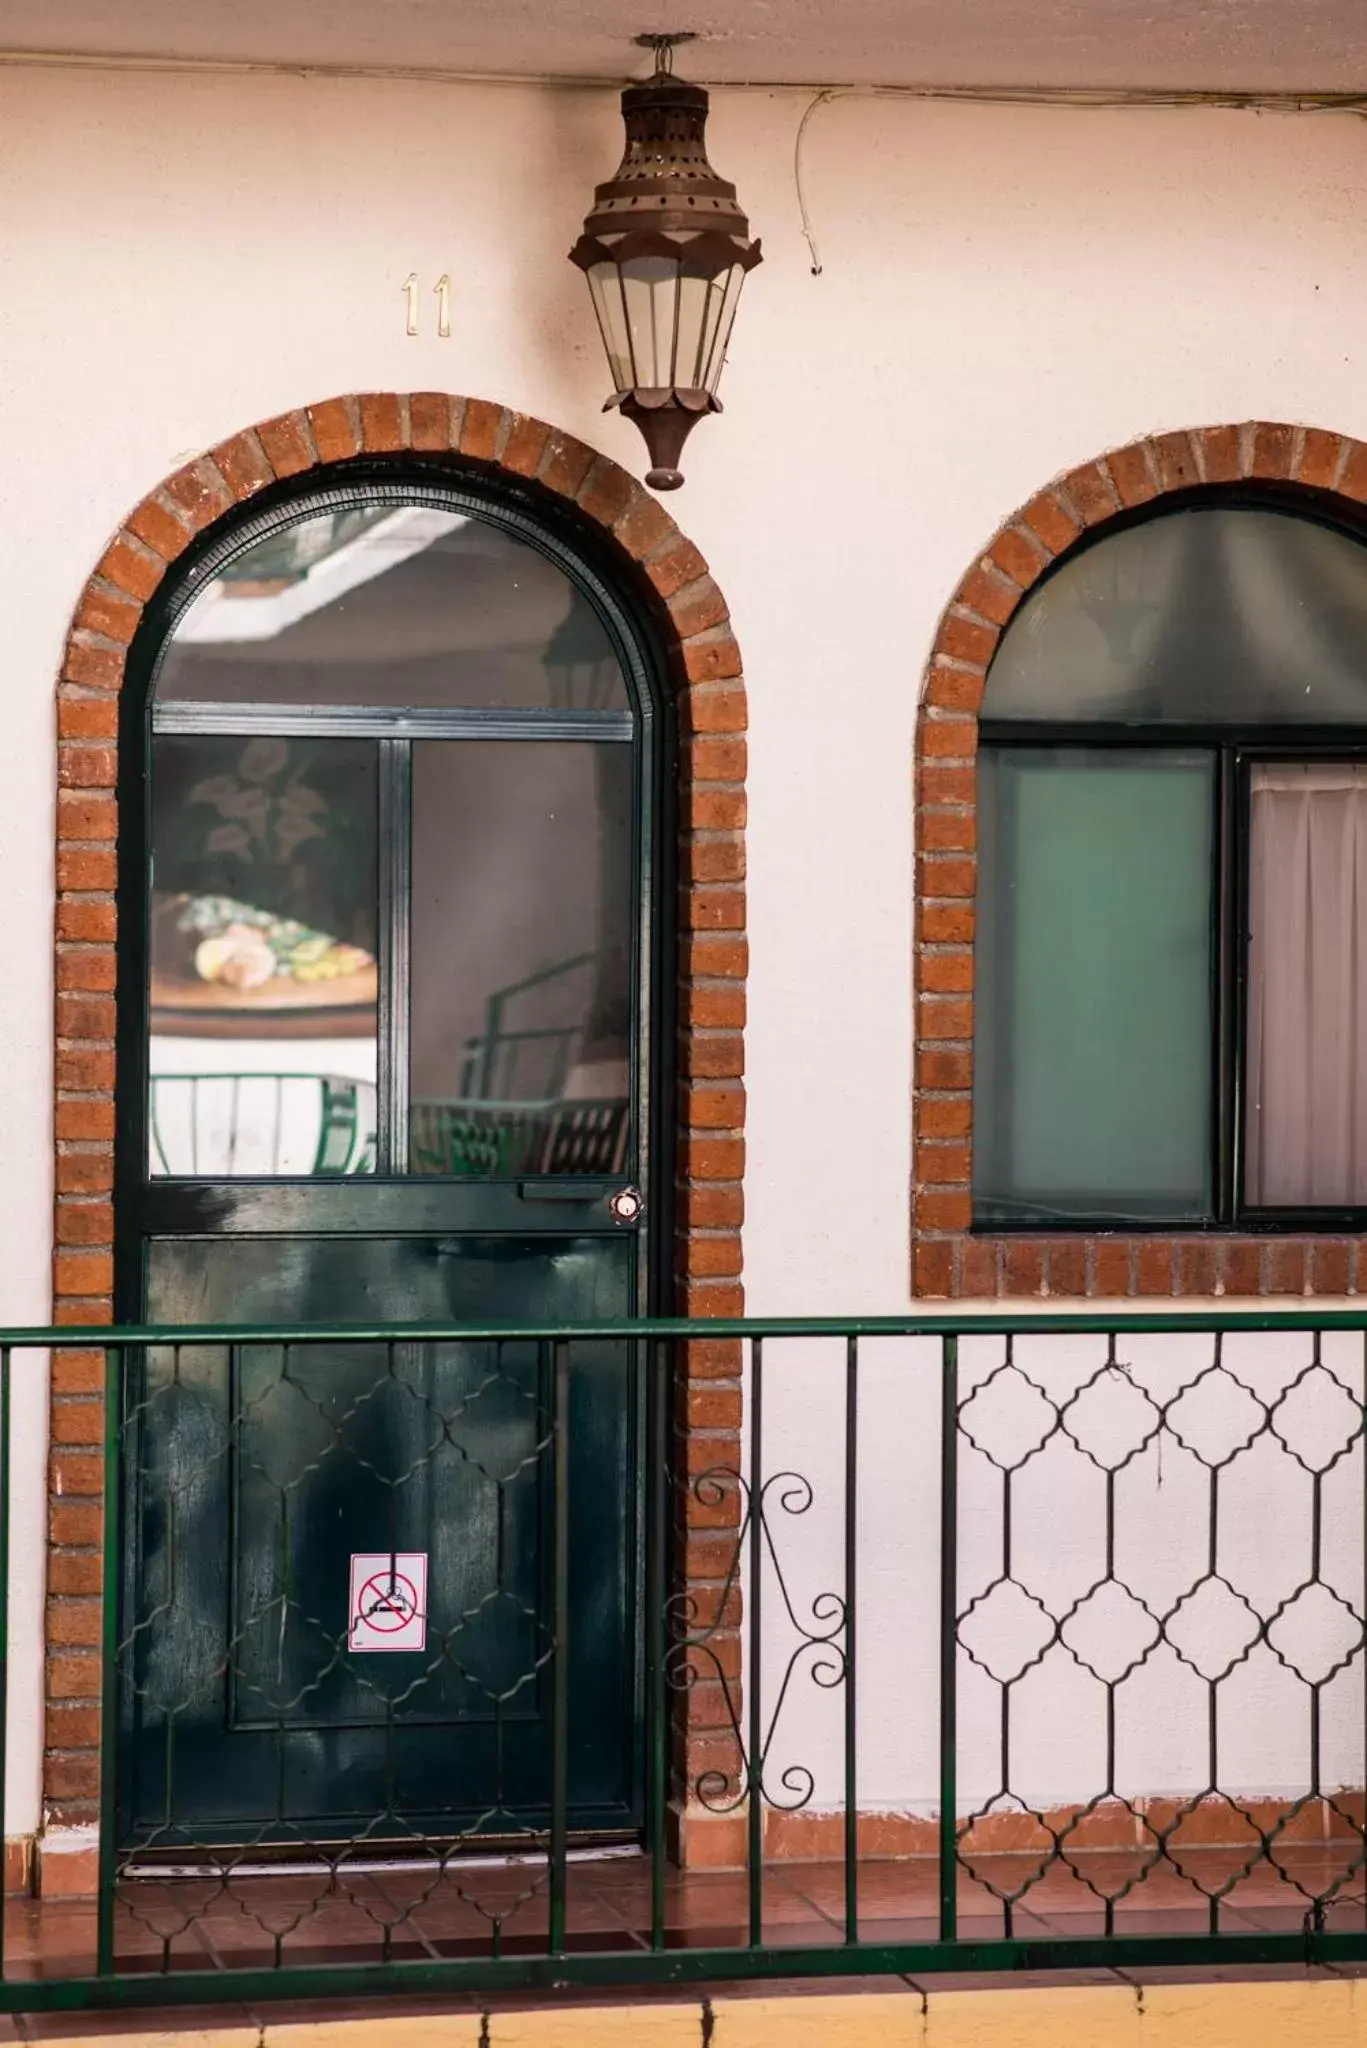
[22,1977,1367,2048]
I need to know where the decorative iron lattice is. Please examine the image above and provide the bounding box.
[0,1312,1360,2016]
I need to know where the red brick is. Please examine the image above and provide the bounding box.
[50,1353,105,1398]
[955,563,1019,627]
[686,1086,745,1131]
[989,527,1046,589]
[163,460,234,534]
[58,699,118,741]
[684,886,744,932]
[56,951,115,993]
[647,537,710,601]
[687,1033,744,1078]
[1093,1241,1132,1297]
[683,935,748,979]
[56,1100,115,1142]
[96,534,161,606]
[53,1297,112,1326]
[915,1191,971,1231]
[919,765,975,806]
[682,1137,745,1181]
[1297,427,1344,491]
[57,849,116,891]
[55,1203,113,1247]
[913,1240,954,1297]
[125,495,191,560]
[1046,1241,1086,1296]
[1312,1241,1351,1295]
[358,392,406,451]
[56,1153,112,1194]
[54,1255,113,1300]
[916,1096,972,1140]
[256,410,316,478]
[685,1237,742,1279]
[687,732,748,779]
[614,491,677,562]
[56,1047,114,1090]
[687,788,746,832]
[1021,492,1081,556]
[921,904,975,945]
[1108,441,1158,508]
[459,397,506,461]
[501,413,553,478]
[918,996,972,1040]
[56,993,115,1040]
[1149,431,1200,492]
[919,714,977,760]
[1195,425,1241,483]
[45,1703,101,1750]
[48,1505,101,1548]
[47,1654,100,1701]
[1136,1241,1175,1296]
[679,1185,744,1230]
[919,854,976,899]
[960,1238,998,1297]
[1178,1241,1221,1296]
[1250,422,1295,480]
[212,429,274,499]
[916,1048,971,1090]
[308,396,362,462]
[539,432,596,500]
[681,633,743,685]
[1061,461,1119,524]
[1221,1241,1263,1296]
[683,983,746,1029]
[918,809,975,852]
[1002,1241,1046,1297]
[577,459,638,531]
[58,747,115,790]
[937,615,997,667]
[924,664,985,713]
[684,836,745,883]
[682,684,746,735]
[408,391,451,451]
[681,1338,742,1382]
[46,1551,102,1595]
[73,585,139,645]
[1265,1240,1306,1295]
[58,793,116,840]
[919,950,973,993]
[681,1281,744,1318]
[669,577,729,639]
[62,641,124,693]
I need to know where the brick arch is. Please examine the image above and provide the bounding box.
[912,420,1367,1303]
[48,393,747,1829]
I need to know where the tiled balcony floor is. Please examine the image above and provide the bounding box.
[3,1844,1364,1981]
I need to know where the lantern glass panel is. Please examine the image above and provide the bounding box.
[621,255,682,390]
[586,261,634,392]
[701,263,747,394]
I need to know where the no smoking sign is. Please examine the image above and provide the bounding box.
[348,1552,428,1653]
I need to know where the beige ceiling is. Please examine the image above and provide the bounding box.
[5,0,1367,94]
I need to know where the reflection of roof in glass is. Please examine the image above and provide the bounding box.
[983,506,1367,724]
[156,502,628,712]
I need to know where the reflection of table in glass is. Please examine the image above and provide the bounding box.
[149,964,379,1040]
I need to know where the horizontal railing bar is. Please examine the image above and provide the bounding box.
[0,1929,1361,2009]
[10,1305,1367,1346]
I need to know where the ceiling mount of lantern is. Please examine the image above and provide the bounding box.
[569,34,762,492]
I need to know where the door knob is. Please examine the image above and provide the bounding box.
[608,1185,644,1225]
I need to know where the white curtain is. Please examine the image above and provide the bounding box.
[1246,763,1367,1205]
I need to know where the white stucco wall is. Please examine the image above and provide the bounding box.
[5,63,1367,1835]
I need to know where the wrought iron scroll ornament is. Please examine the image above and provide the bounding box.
[669,1466,846,1815]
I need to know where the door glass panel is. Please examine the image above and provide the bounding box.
[149,735,378,1176]
[974,746,1215,1223]
[154,504,630,711]
[408,740,633,1175]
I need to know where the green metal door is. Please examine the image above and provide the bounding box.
[115,479,666,1851]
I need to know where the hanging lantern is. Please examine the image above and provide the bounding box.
[570,45,762,491]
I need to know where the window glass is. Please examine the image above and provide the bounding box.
[408,740,633,1175]
[155,504,629,712]
[1246,761,1367,1206]
[983,508,1367,725]
[149,736,378,1176]
[973,748,1215,1223]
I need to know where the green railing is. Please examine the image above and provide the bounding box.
[0,1307,1365,2009]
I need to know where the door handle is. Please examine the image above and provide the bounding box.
[607,1186,644,1225]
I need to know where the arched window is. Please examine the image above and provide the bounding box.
[974,500,1367,1228]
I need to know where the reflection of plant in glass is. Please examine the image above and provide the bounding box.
[188,738,328,865]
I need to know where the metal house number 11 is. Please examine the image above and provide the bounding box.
[403,274,452,339]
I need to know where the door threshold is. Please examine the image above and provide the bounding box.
[123,1843,644,1881]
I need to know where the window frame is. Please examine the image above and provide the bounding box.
[975,487,1367,1236]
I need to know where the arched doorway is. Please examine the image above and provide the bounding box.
[115,464,667,1847]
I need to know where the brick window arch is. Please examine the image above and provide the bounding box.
[47,393,746,1832]
[913,421,1367,1300]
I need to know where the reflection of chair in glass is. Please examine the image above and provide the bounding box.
[150,1074,377,1177]
[459,954,594,1103]
[409,1099,629,1177]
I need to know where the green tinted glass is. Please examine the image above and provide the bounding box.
[973,748,1215,1223]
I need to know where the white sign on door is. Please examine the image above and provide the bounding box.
[348,1552,428,1653]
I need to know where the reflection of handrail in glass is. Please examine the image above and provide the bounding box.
[409,1098,628,1177]
[149,1074,377,1178]
[461,953,596,1102]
